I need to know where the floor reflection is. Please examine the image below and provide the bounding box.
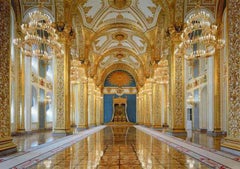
[12,131,63,152]
[28,126,210,169]
[179,130,224,150]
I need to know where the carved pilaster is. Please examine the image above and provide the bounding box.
[53,52,71,135]
[52,36,72,135]
[168,34,186,135]
[213,49,222,134]
[221,1,240,155]
[163,84,169,127]
[152,82,162,128]
[143,80,153,127]
[88,78,95,127]
[0,0,17,155]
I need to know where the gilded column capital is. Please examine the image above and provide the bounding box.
[53,22,75,44]
[167,22,185,42]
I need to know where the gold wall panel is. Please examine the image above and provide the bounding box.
[0,0,11,138]
[227,1,240,139]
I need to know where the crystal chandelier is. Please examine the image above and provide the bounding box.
[180,4,225,60]
[14,7,63,61]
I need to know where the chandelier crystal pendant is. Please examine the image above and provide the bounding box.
[180,4,225,60]
[14,7,63,61]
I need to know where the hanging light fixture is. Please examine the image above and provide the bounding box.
[14,5,63,61]
[180,3,225,60]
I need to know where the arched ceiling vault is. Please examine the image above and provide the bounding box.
[76,0,172,87]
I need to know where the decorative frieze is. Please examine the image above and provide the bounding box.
[103,87,137,95]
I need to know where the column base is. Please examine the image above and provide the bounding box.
[221,137,240,156]
[152,125,162,129]
[0,137,17,156]
[144,123,152,127]
[12,129,32,136]
[162,123,169,128]
[207,130,224,136]
[167,128,187,136]
[52,129,73,136]
[200,128,207,133]
[77,125,88,131]
[70,124,77,127]
[88,124,96,128]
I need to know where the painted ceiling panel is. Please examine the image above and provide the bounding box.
[137,0,156,18]
[79,0,161,31]
[83,0,103,18]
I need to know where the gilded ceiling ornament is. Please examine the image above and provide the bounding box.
[112,32,128,41]
[108,0,131,9]
[107,71,133,87]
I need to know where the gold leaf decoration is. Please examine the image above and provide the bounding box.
[107,71,132,87]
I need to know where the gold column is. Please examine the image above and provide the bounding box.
[139,88,144,125]
[221,1,240,154]
[95,88,100,126]
[144,80,152,127]
[77,77,88,129]
[52,40,71,135]
[152,81,162,128]
[93,87,96,126]
[84,79,89,128]
[17,52,26,133]
[70,83,75,126]
[100,93,103,124]
[88,78,95,127]
[168,32,186,135]
[0,0,17,155]
[213,49,221,135]
[52,0,74,135]
[163,84,169,127]
[143,87,147,125]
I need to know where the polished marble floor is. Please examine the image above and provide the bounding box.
[12,127,225,152]
[12,130,64,152]
[20,126,211,169]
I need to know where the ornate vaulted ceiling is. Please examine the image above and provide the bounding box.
[79,0,161,32]
[77,0,169,88]
[16,0,174,88]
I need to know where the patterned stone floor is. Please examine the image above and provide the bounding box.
[22,126,212,169]
[11,127,225,153]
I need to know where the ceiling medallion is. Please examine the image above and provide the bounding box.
[116,53,124,59]
[108,0,131,10]
[112,32,128,41]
